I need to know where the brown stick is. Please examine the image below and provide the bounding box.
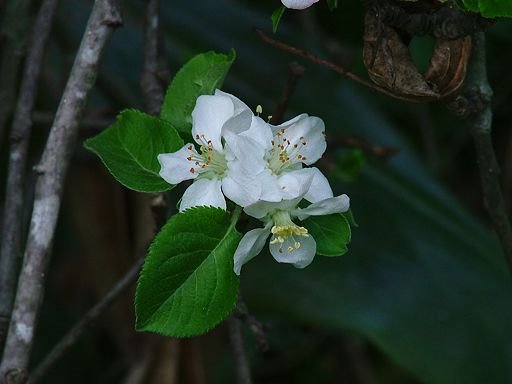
[270,62,305,125]
[32,111,115,131]
[255,28,414,102]
[140,0,165,115]
[228,314,253,384]
[0,0,59,349]
[0,1,122,381]
[467,35,512,270]
[450,32,512,271]
[0,0,33,146]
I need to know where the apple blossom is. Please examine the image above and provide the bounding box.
[158,89,332,211]
[233,178,350,275]
[233,111,332,204]
[158,90,263,211]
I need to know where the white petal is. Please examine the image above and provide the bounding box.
[219,110,271,172]
[295,194,350,220]
[214,91,273,149]
[233,226,271,275]
[158,144,199,184]
[244,200,280,219]
[244,196,303,219]
[281,0,319,9]
[269,234,316,268]
[277,175,302,201]
[276,168,316,201]
[214,90,255,140]
[240,116,273,149]
[257,170,286,202]
[192,94,234,152]
[222,163,263,207]
[222,109,253,138]
[224,116,272,171]
[179,178,226,212]
[290,167,333,203]
[273,114,326,165]
[223,130,267,174]
[215,89,252,119]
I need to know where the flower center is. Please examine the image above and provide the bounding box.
[265,128,307,175]
[269,210,309,253]
[186,134,227,179]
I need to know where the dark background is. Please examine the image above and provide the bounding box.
[2,0,512,383]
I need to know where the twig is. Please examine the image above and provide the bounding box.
[233,300,268,353]
[52,15,140,109]
[32,111,115,131]
[0,0,32,146]
[255,28,414,102]
[502,131,512,213]
[376,1,493,39]
[329,135,399,159]
[228,314,253,384]
[270,62,305,125]
[140,0,165,115]
[28,259,142,384]
[0,1,122,381]
[121,340,157,384]
[0,0,59,349]
[449,32,512,271]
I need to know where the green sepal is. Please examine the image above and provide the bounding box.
[271,6,286,33]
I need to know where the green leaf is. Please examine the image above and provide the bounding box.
[462,0,479,11]
[336,149,366,182]
[479,0,512,17]
[462,0,512,16]
[303,214,351,256]
[160,50,236,135]
[135,207,241,337]
[271,6,286,33]
[327,0,338,10]
[84,110,183,193]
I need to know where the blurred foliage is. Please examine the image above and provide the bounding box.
[2,0,512,383]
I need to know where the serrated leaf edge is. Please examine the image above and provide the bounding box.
[135,206,241,337]
[84,109,180,193]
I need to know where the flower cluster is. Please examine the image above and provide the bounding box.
[158,90,349,274]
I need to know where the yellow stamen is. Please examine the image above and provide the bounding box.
[269,224,309,254]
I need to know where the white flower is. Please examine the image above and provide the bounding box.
[158,90,263,211]
[234,112,332,204]
[281,0,319,9]
[233,179,350,275]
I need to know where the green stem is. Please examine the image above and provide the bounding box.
[230,205,243,230]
